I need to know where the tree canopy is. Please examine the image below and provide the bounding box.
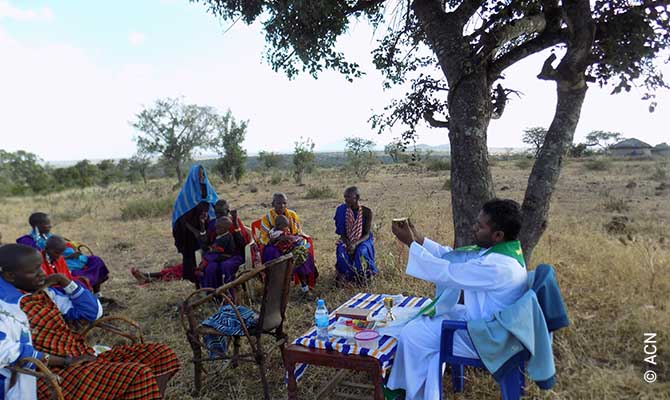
[133,97,217,185]
[194,0,670,260]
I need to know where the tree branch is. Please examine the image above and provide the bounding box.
[482,14,547,60]
[422,110,450,128]
[488,30,565,79]
[349,0,386,14]
[536,53,559,81]
[453,0,483,24]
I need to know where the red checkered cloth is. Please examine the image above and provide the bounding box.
[20,292,181,400]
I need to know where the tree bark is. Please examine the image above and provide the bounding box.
[520,0,595,263]
[448,71,496,247]
[414,0,495,247]
[520,83,587,262]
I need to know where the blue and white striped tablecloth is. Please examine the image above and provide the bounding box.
[291,292,430,381]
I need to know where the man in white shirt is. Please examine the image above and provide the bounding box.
[387,199,528,400]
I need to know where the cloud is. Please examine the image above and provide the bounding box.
[128,31,145,46]
[0,1,53,21]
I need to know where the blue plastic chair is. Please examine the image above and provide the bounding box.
[439,320,526,400]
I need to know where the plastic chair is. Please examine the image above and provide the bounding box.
[439,320,525,400]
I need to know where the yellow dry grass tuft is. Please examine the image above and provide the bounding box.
[0,159,668,399]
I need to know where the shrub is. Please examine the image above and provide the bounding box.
[602,197,630,213]
[121,196,173,220]
[249,184,258,193]
[515,158,533,169]
[269,172,282,185]
[304,185,335,199]
[584,158,612,171]
[649,164,668,182]
[426,158,451,171]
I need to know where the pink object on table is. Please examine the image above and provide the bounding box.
[354,329,380,347]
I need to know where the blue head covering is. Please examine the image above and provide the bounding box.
[171,164,218,227]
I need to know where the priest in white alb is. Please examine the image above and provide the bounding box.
[386,199,528,400]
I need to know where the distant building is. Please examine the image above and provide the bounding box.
[610,138,652,157]
[651,142,670,157]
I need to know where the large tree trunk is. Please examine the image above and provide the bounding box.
[520,0,595,263]
[414,0,495,247]
[448,71,496,247]
[520,83,587,261]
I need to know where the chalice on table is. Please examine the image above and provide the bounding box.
[384,297,396,321]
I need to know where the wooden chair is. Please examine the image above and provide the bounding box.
[7,357,64,400]
[180,254,294,399]
[6,315,144,400]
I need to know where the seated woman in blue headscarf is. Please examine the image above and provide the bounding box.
[171,165,218,286]
[334,186,377,283]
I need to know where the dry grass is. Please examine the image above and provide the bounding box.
[1,159,669,399]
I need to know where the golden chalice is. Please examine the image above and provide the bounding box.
[384,297,396,321]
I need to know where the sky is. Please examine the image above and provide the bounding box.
[0,0,668,162]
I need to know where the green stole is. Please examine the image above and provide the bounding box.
[416,240,525,318]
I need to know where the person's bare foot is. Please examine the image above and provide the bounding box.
[129,266,150,284]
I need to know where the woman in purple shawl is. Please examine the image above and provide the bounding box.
[16,212,110,293]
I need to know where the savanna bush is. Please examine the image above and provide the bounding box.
[425,158,451,171]
[602,197,630,213]
[304,185,335,199]
[584,158,612,171]
[514,158,533,169]
[121,196,173,220]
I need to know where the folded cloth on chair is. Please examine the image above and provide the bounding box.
[202,304,258,357]
[467,290,556,390]
[528,264,569,332]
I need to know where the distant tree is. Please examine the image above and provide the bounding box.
[132,97,217,186]
[384,138,404,163]
[568,143,593,158]
[258,150,283,170]
[585,131,624,153]
[97,159,120,186]
[345,137,377,179]
[212,110,248,183]
[522,127,548,158]
[293,137,315,184]
[74,160,100,187]
[195,0,670,262]
[0,150,52,195]
[129,153,152,184]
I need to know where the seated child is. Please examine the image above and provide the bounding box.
[264,215,317,294]
[41,235,93,291]
[196,216,245,289]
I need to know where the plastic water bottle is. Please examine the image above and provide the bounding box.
[315,299,329,340]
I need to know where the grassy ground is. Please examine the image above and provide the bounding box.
[1,158,669,399]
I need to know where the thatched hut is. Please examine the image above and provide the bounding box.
[651,142,670,157]
[610,138,652,157]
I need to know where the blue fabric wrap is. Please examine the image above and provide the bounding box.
[171,164,218,227]
[334,204,377,279]
[529,264,569,332]
[202,304,258,357]
[334,203,348,236]
[467,290,556,389]
[62,247,87,271]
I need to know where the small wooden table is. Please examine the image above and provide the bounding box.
[284,344,385,400]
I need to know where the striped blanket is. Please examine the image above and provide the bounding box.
[291,292,430,381]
